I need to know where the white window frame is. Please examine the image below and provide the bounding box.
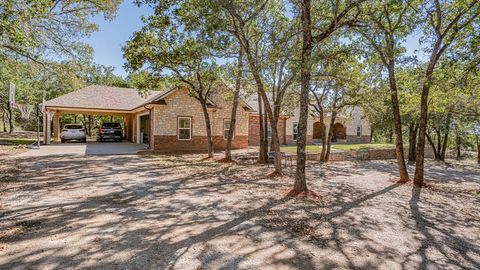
[356,125,362,137]
[223,119,234,140]
[177,117,192,140]
[293,122,298,140]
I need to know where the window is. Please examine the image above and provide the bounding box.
[102,123,122,128]
[223,119,233,139]
[293,123,298,140]
[267,124,272,139]
[356,125,362,137]
[178,117,191,140]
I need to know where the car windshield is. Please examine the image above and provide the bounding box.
[64,125,83,129]
[102,123,121,128]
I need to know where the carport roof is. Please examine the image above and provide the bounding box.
[44,85,166,111]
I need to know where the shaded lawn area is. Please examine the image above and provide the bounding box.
[0,138,36,146]
[281,143,395,153]
[0,153,478,269]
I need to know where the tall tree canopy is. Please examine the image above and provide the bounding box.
[0,0,120,62]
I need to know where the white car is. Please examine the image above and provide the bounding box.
[61,124,87,143]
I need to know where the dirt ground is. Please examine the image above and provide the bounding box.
[0,153,479,270]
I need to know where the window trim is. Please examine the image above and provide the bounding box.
[223,119,234,140]
[356,125,362,137]
[177,116,192,141]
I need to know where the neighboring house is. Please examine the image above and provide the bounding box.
[247,99,371,146]
[43,85,253,151]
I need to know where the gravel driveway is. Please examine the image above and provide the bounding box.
[14,142,147,158]
[0,154,479,269]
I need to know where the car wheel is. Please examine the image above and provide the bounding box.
[61,139,65,143]
[82,138,87,143]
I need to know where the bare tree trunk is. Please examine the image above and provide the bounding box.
[455,133,461,159]
[386,62,409,182]
[408,123,418,162]
[388,127,393,144]
[414,40,444,186]
[435,129,441,157]
[476,135,480,165]
[439,113,451,161]
[319,111,327,162]
[294,0,312,192]
[324,110,337,162]
[228,2,288,175]
[225,48,243,161]
[257,93,267,163]
[242,46,282,174]
[266,108,282,174]
[7,102,14,133]
[455,126,461,159]
[1,110,6,132]
[199,99,214,158]
[426,131,441,160]
[263,108,269,152]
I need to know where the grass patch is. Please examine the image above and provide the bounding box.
[0,138,36,145]
[281,143,395,153]
[332,143,395,151]
[281,145,322,153]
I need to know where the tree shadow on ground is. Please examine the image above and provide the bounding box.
[405,186,480,269]
[0,154,478,269]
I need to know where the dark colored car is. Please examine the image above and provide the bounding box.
[97,122,123,142]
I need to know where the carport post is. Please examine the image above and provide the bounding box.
[124,114,132,142]
[43,110,53,145]
[53,112,61,142]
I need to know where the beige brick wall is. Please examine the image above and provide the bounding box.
[285,106,371,139]
[285,107,314,136]
[209,91,249,137]
[152,88,249,137]
[343,106,371,137]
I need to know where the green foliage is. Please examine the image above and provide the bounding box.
[0,56,129,131]
[85,65,130,88]
[0,0,121,62]
[123,1,221,98]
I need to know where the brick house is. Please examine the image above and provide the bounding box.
[43,85,254,152]
[43,85,371,152]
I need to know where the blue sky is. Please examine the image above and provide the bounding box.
[84,1,153,77]
[86,1,424,78]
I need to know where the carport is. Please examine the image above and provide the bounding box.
[43,85,163,149]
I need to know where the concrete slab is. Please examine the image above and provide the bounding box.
[85,142,147,155]
[14,142,147,158]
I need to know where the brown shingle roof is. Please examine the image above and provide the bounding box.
[44,85,165,111]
